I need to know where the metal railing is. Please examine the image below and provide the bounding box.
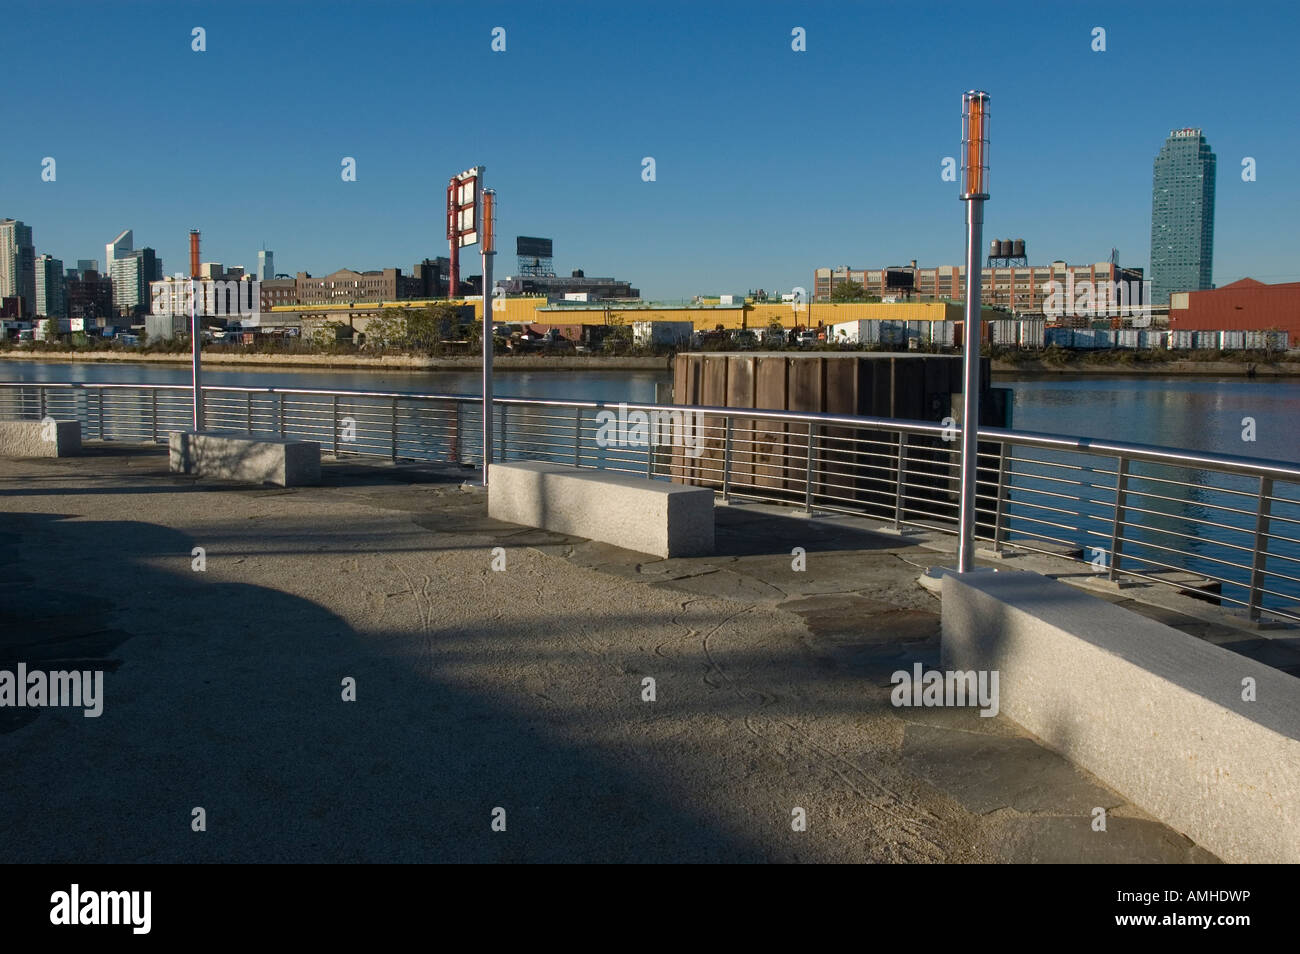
[3,380,1299,625]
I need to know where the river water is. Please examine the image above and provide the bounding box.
[3,359,1297,614]
[3,359,1296,462]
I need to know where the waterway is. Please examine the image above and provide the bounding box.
[3,360,1297,614]
[2,360,1296,463]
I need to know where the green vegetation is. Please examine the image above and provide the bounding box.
[361,303,464,355]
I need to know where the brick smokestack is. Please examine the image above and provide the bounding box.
[189,230,201,279]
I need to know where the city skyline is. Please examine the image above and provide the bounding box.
[2,1,1295,300]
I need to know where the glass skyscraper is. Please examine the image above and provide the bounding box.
[1150,128,1216,305]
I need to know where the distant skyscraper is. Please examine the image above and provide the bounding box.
[110,248,161,317]
[1150,128,1216,305]
[0,218,37,317]
[257,249,274,281]
[105,229,133,282]
[35,254,65,317]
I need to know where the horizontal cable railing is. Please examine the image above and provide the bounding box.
[3,380,1298,625]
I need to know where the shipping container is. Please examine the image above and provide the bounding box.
[1045,327,1071,348]
[1193,331,1219,350]
[1219,330,1246,351]
[631,320,694,347]
[929,321,956,347]
[1115,329,1140,349]
[1017,319,1046,348]
[830,320,870,344]
[1168,330,1196,350]
[880,321,906,346]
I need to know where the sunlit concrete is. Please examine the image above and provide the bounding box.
[0,420,80,458]
[941,569,1300,863]
[169,430,320,487]
[488,460,713,558]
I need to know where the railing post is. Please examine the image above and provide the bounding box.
[246,392,253,433]
[991,441,1010,553]
[499,404,507,463]
[1248,476,1274,622]
[332,395,339,458]
[893,432,909,530]
[646,412,656,479]
[151,389,158,443]
[1107,456,1130,581]
[452,401,462,464]
[390,397,398,460]
[38,386,46,421]
[803,424,816,514]
[574,407,582,467]
[721,417,733,501]
[97,389,104,440]
[278,393,285,437]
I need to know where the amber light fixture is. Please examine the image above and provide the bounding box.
[962,91,990,199]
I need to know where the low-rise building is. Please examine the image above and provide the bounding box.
[815,260,1145,324]
[1169,278,1300,344]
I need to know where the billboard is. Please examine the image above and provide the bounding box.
[884,268,914,290]
[516,236,553,259]
[447,167,481,248]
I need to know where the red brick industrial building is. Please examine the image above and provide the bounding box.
[1169,278,1300,339]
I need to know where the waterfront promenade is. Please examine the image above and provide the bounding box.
[0,445,1221,863]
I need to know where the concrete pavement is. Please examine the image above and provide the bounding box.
[0,445,1218,862]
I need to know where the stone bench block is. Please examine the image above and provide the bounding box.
[0,419,81,457]
[169,430,321,487]
[941,569,1300,863]
[488,460,713,558]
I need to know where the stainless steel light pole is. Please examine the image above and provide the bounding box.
[191,277,203,431]
[481,187,496,487]
[957,91,989,573]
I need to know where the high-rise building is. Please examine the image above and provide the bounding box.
[34,254,65,317]
[110,248,161,317]
[66,270,113,324]
[66,259,100,281]
[0,218,37,317]
[1150,128,1216,305]
[105,229,133,281]
[257,249,274,281]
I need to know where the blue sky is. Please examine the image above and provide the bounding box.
[3,0,1297,299]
